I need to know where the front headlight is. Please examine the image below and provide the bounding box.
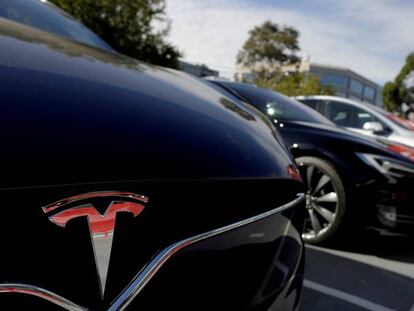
[357,153,414,179]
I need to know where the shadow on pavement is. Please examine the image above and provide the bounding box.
[324,230,414,264]
[302,243,414,311]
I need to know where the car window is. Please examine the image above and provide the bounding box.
[300,99,319,110]
[325,100,390,131]
[0,0,113,51]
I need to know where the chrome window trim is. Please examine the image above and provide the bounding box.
[0,283,88,311]
[109,193,304,311]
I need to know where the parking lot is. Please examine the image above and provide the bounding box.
[301,234,414,311]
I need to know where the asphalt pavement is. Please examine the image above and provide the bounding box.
[300,233,414,311]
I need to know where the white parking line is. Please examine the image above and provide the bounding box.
[304,279,395,311]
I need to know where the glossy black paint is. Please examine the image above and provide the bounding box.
[131,203,304,311]
[211,81,414,233]
[0,0,113,51]
[0,19,304,310]
[0,20,298,189]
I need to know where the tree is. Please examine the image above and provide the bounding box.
[383,52,414,111]
[255,71,335,97]
[237,21,331,97]
[50,0,181,68]
[383,81,400,111]
[237,20,300,72]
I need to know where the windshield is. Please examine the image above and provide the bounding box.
[369,104,414,131]
[0,0,113,51]
[216,82,334,125]
[386,115,414,131]
[369,104,395,116]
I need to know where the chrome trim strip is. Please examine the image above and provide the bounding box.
[42,191,148,214]
[109,193,305,311]
[0,283,88,311]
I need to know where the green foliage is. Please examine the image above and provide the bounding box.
[383,52,414,111]
[237,20,300,69]
[383,81,400,111]
[254,71,335,97]
[49,0,181,68]
[237,21,330,97]
[396,53,414,104]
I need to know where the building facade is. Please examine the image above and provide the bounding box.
[303,63,382,106]
[235,62,383,106]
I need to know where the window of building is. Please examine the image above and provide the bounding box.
[335,91,348,98]
[350,80,363,95]
[320,74,349,88]
[364,86,376,100]
[241,72,255,82]
[349,95,362,101]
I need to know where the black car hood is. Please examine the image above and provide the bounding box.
[292,120,387,148]
[287,120,414,163]
[0,18,295,188]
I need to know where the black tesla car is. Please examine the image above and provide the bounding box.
[0,17,305,311]
[209,80,414,244]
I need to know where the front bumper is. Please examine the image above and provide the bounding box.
[371,177,414,235]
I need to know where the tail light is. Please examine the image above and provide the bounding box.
[287,164,302,181]
[387,144,414,162]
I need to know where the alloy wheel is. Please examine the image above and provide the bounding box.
[299,164,339,241]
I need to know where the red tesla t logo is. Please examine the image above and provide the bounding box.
[42,191,149,298]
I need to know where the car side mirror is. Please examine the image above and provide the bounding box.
[363,121,384,133]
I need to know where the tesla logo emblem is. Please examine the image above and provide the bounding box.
[42,191,148,298]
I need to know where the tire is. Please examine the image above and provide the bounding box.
[295,156,347,244]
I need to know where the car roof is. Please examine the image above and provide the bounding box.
[293,95,414,133]
[294,95,384,113]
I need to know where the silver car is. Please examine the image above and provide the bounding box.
[295,95,414,148]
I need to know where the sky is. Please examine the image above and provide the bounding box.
[165,0,414,85]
